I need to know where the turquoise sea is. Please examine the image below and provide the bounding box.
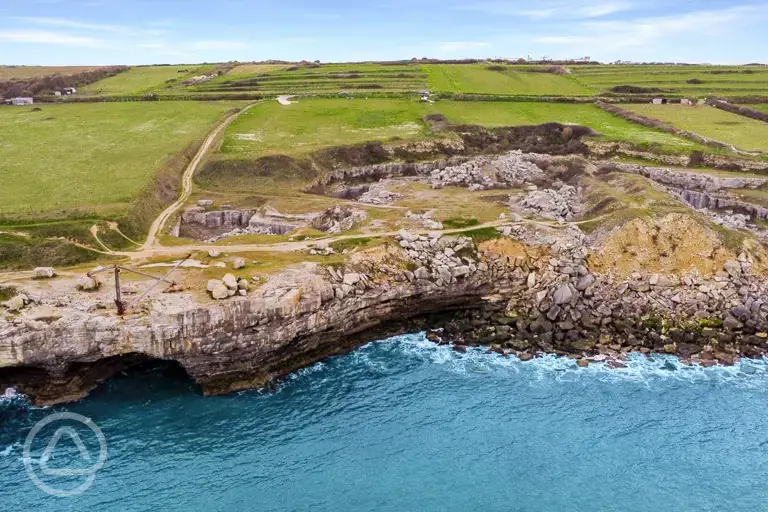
[2,333,768,511]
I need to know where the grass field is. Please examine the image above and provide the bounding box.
[434,101,706,151]
[624,104,768,152]
[218,98,710,162]
[0,65,104,80]
[571,65,768,97]
[227,64,291,75]
[425,64,593,96]
[80,65,197,95]
[190,63,427,95]
[0,101,241,217]
[221,98,431,157]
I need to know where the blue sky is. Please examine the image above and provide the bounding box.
[0,0,766,65]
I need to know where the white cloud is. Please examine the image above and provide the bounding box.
[460,1,634,19]
[532,4,765,49]
[191,40,248,50]
[15,17,127,33]
[0,29,101,46]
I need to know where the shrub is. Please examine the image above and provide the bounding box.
[443,217,481,229]
[610,85,663,94]
[686,78,704,84]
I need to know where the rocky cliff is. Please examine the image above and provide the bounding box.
[3,219,768,405]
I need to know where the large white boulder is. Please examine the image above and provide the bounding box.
[33,267,56,279]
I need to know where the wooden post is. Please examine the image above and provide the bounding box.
[114,267,125,316]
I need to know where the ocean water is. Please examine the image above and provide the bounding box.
[1,333,768,511]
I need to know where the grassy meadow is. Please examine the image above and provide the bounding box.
[190,63,428,95]
[625,104,768,152]
[221,98,431,157]
[571,65,768,97]
[425,64,592,96]
[79,65,198,95]
[434,101,705,151]
[0,101,241,218]
[219,98,713,162]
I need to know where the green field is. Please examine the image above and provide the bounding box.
[434,101,704,150]
[188,63,427,95]
[750,104,768,114]
[80,65,198,95]
[219,98,707,161]
[221,98,431,157]
[425,64,593,96]
[624,104,768,152]
[0,101,240,217]
[571,65,768,97]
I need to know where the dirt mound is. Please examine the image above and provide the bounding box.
[588,213,766,278]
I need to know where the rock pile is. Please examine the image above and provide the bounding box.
[519,181,581,221]
[405,211,443,230]
[207,273,249,300]
[357,185,403,205]
[308,242,336,256]
[429,150,545,190]
[395,230,482,286]
[326,267,376,299]
[310,205,368,234]
[610,162,766,192]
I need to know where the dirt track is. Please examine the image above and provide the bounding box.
[141,102,260,250]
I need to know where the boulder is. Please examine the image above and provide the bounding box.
[723,315,743,331]
[575,274,595,291]
[207,279,222,292]
[343,272,361,286]
[222,274,238,290]
[208,248,221,258]
[553,285,574,305]
[414,267,430,280]
[33,267,56,279]
[237,279,249,291]
[211,284,229,300]
[77,276,100,291]
[233,258,246,270]
[724,260,741,278]
[2,295,25,312]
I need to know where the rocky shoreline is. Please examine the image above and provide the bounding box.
[2,218,768,405]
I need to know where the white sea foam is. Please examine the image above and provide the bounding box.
[384,333,768,389]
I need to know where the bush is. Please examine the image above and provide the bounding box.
[686,78,704,84]
[610,85,663,94]
[443,217,480,229]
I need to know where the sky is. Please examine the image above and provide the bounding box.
[0,0,766,65]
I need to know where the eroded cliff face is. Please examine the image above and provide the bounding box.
[3,220,768,406]
[0,261,496,405]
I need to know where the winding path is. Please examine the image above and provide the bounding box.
[141,102,260,251]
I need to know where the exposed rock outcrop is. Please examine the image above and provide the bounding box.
[3,219,768,406]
